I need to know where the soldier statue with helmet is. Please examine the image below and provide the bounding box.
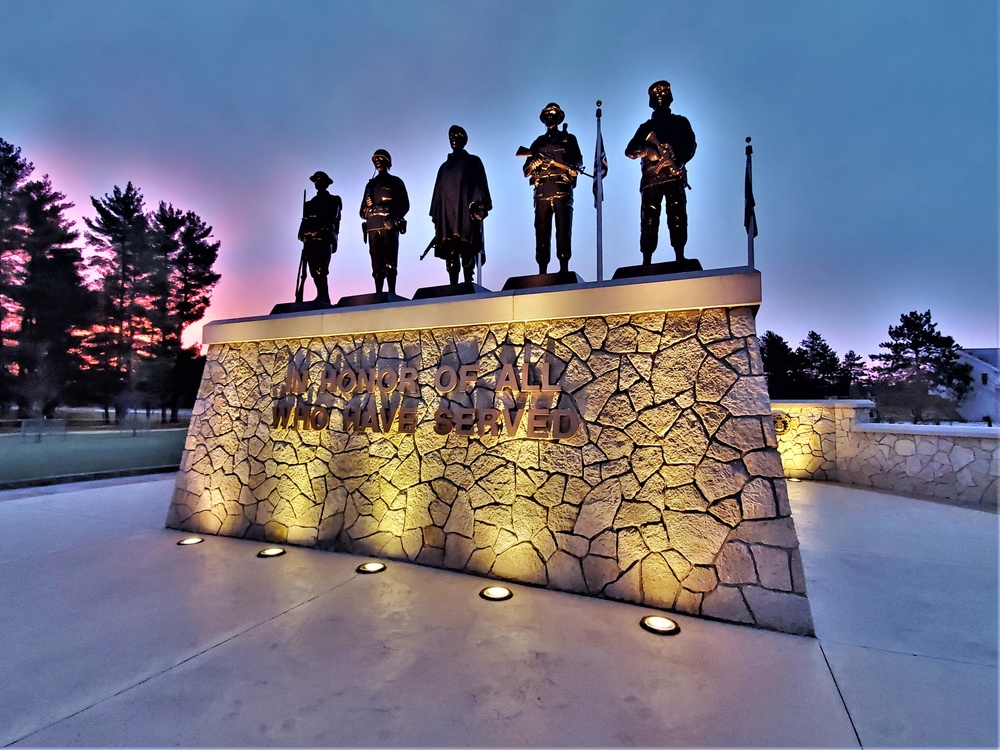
[625,80,697,265]
[360,149,409,295]
[296,170,342,304]
[521,102,583,275]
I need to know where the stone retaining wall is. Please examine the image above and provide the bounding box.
[772,400,998,510]
[168,276,814,635]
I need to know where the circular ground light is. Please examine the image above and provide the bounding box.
[640,615,681,635]
[177,537,203,546]
[479,585,513,601]
[257,547,286,558]
[356,561,386,574]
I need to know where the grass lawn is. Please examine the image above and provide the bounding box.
[0,429,188,484]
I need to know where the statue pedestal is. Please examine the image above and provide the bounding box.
[269,300,334,315]
[412,282,491,300]
[502,271,583,290]
[336,291,408,307]
[170,267,813,635]
[613,257,703,280]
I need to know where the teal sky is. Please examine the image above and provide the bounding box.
[1,0,996,359]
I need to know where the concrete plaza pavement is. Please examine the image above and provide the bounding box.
[0,475,995,747]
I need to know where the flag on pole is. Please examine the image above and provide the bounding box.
[594,101,607,281]
[593,122,608,208]
[744,139,758,238]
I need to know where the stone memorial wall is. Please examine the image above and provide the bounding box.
[168,271,814,635]
[773,400,999,510]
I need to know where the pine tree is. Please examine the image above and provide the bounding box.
[837,350,868,398]
[795,331,840,398]
[11,177,92,415]
[759,331,804,399]
[146,203,220,420]
[0,139,33,413]
[83,182,156,421]
[870,310,973,422]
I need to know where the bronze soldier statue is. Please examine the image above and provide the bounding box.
[429,126,492,285]
[360,149,409,294]
[522,103,583,274]
[625,81,697,264]
[297,170,342,303]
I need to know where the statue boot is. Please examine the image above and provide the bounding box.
[314,276,331,304]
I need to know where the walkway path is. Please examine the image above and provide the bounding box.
[0,476,995,746]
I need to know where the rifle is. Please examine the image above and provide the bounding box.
[294,189,307,302]
[516,146,592,178]
[420,237,436,260]
[644,131,688,185]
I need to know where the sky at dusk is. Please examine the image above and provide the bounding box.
[1,0,996,360]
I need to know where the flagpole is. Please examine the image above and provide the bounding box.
[745,136,755,269]
[595,100,605,282]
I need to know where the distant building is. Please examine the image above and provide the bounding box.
[957,348,999,424]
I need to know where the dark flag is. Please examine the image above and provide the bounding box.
[593,123,608,208]
[744,139,758,238]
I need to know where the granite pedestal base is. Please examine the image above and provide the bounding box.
[169,268,813,635]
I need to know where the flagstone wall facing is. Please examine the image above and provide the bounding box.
[773,400,998,510]
[169,303,813,635]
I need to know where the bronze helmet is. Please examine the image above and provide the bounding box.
[372,149,392,168]
[539,102,565,126]
[309,170,332,188]
[648,80,673,109]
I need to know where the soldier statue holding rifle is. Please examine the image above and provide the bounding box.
[296,170,342,303]
[625,80,697,265]
[360,149,409,295]
[520,102,583,274]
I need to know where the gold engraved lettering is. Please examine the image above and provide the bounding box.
[397,407,418,433]
[501,404,526,435]
[477,408,501,436]
[454,407,476,436]
[380,401,400,430]
[526,408,550,438]
[378,369,399,394]
[357,368,377,394]
[435,366,458,394]
[551,409,580,438]
[458,364,478,392]
[398,367,418,395]
[319,363,337,393]
[497,363,518,394]
[433,406,454,435]
[540,361,561,392]
[312,406,331,430]
[337,368,356,394]
[520,362,540,392]
[360,397,381,432]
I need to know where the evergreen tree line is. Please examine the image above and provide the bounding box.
[0,138,220,422]
[760,310,973,422]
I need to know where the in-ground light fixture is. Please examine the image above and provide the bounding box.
[479,585,513,601]
[640,615,681,635]
[257,547,286,558]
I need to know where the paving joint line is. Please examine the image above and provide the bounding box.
[5,573,363,746]
[817,636,997,668]
[818,639,864,748]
